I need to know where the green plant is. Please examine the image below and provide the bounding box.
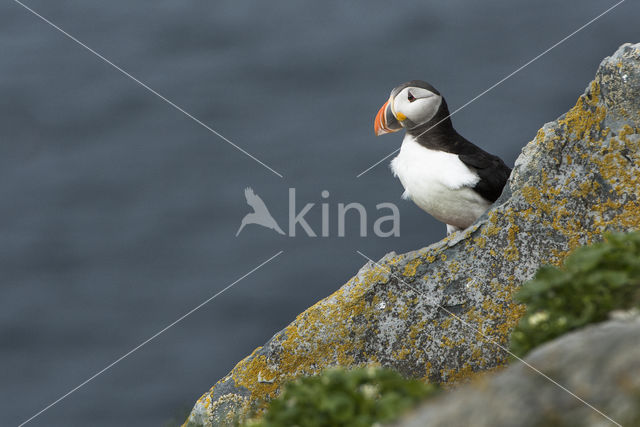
[245,366,438,427]
[510,231,640,357]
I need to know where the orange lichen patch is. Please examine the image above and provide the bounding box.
[549,248,570,266]
[440,317,453,329]
[220,267,395,406]
[232,350,279,398]
[386,289,398,304]
[504,227,520,262]
[597,130,639,189]
[195,390,212,408]
[469,344,484,362]
[482,212,501,237]
[447,261,460,275]
[423,360,433,376]
[610,200,640,228]
[386,255,405,266]
[397,296,420,321]
[506,93,638,268]
[558,82,606,140]
[213,394,252,424]
[403,258,422,277]
[408,318,430,342]
[572,180,600,199]
[521,186,551,215]
[476,277,526,343]
[392,346,412,361]
[474,236,487,249]
[550,205,586,251]
[441,364,475,385]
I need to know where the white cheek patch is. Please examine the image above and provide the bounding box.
[393,87,442,126]
[406,96,441,124]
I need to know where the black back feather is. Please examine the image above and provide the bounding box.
[456,139,511,202]
[407,96,512,203]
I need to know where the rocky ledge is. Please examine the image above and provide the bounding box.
[397,312,640,427]
[184,43,640,426]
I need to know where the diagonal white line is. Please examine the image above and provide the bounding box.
[356,250,622,427]
[356,149,399,179]
[18,250,284,427]
[356,0,626,178]
[13,0,284,178]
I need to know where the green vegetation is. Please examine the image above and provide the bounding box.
[245,367,438,427]
[510,231,640,357]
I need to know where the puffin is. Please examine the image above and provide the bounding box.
[374,80,511,235]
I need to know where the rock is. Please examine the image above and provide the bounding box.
[183,42,640,426]
[397,315,640,427]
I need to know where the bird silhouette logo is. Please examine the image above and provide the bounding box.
[236,187,285,236]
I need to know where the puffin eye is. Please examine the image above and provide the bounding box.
[407,92,416,102]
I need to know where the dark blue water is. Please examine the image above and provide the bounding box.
[1,1,637,425]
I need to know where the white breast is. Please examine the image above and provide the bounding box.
[390,134,490,229]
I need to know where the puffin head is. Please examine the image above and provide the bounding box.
[374,80,445,136]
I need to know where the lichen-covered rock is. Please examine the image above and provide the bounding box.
[183,42,640,426]
[397,314,640,427]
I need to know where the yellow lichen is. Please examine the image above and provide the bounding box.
[474,236,487,249]
[557,81,606,140]
[403,258,422,277]
[186,76,640,425]
[441,364,475,385]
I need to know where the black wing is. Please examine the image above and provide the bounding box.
[411,126,512,203]
[456,138,511,203]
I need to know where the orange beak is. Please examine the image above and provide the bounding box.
[374,98,401,136]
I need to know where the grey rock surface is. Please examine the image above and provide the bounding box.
[184,42,640,426]
[398,315,640,427]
